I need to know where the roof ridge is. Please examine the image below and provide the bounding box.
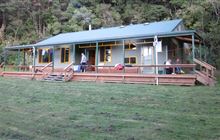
[57,19,183,35]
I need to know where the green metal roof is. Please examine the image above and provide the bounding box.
[5,19,200,49]
[5,44,34,50]
[35,19,183,47]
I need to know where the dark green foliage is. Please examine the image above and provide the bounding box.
[0,0,219,68]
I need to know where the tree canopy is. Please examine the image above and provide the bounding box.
[0,0,220,68]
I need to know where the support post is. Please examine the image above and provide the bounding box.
[199,43,202,61]
[192,34,195,72]
[17,49,20,71]
[52,46,55,72]
[72,44,75,64]
[23,49,26,66]
[205,45,207,62]
[122,40,125,74]
[153,36,159,85]
[153,43,157,74]
[165,45,168,61]
[3,48,7,71]
[33,46,36,73]
[95,42,99,73]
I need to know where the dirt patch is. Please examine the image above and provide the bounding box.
[96,112,117,118]
[132,112,146,121]
[0,129,33,140]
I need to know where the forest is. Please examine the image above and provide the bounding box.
[0,0,220,68]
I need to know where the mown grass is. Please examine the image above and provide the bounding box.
[0,77,219,140]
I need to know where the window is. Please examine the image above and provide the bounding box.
[105,47,111,62]
[125,43,136,50]
[38,48,53,63]
[100,46,112,63]
[124,58,129,64]
[61,48,70,63]
[100,47,105,62]
[124,57,137,64]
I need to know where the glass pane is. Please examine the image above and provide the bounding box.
[65,48,69,62]
[130,43,136,50]
[100,47,104,62]
[61,48,64,63]
[49,49,53,62]
[42,49,49,63]
[105,47,111,62]
[124,58,129,64]
[38,49,42,63]
[130,57,136,64]
[38,48,53,63]
[125,44,129,50]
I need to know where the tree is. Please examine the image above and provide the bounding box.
[0,0,219,67]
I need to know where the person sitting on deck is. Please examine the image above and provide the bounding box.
[175,58,184,74]
[165,59,172,74]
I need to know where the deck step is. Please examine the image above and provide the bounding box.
[195,71,216,86]
[42,74,66,82]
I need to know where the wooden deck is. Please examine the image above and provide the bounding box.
[0,59,216,86]
[72,72,196,85]
[0,71,196,86]
[1,71,43,80]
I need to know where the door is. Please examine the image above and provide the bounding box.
[142,46,154,74]
[88,49,95,65]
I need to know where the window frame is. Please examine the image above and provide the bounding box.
[104,46,112,63]
[124,56,137,64]
[38,48,53,64]
[125,43,137,50]
[99,47,105,63]
[100,46,112,64]
[60,47,70,64]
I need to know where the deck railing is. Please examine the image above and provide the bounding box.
[2,65,31,72]
[80,64,196,75]
[40,62,53,79]
[0,62,4,68]
[0,62,4,75]
[194,58,216,79]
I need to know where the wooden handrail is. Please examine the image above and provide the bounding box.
[0,62,4,68]
[194,59,216,70]
[0,62,4,74]
[64,62,74,81]
[41,62,53,71]
[129,64,196,68]
[38,62,53,80]
[194,58,216,79]
[64,62,74,71]
[90,64,196,68]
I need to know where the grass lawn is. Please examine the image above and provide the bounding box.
[0,77,219,140]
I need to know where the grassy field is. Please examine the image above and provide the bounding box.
[0,77,219,140]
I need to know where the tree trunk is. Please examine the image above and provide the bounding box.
[0,12,6,42]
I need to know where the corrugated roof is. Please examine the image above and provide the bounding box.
[35,19,183,46]
[5,44,34,50]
